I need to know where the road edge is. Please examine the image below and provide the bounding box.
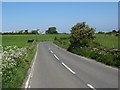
[21,43,38,88]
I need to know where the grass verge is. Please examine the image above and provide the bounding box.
[2,42,37,88]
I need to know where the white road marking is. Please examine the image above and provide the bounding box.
[25,44,38,88]
[28,85,30,88]
[49,48,50,50]
[54,54,59,60]
[25,63,35,88]
[30,67,34,78]
[61,62,76,74]
[25,73,31,88]
[53,43,118,71]
[50,50,53,54]
[87,84,96,90]
[28,81,31,88]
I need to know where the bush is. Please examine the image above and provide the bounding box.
[69,22,95,48]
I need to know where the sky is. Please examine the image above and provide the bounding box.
[1,0,120,2]
[0,2,2,32]
[2,2,118,33]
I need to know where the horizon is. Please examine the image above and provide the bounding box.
[2,2,118,33]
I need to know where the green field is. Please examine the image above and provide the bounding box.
[2,34,70,47]
[54,34,118,49]
[2,33,118,49]
[94,34,118,49]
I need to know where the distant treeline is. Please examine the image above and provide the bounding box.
[1,32,40,35]
[1,29,43,35]
[97,30,120,36]
[1,32,69,35]
[1,28,120,35]
[1,27,59,35]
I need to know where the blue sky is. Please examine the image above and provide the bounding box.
[2,2,118,33]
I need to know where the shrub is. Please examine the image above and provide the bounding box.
[69,22,95,48]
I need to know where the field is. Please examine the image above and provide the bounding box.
[54,34,118,49]
[94,34,118,49]
[2,34,69,47]
[2,33,118,49]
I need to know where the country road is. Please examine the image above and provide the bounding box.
[25,42,119,89]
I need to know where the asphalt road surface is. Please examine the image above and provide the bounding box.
[25,42,118,89]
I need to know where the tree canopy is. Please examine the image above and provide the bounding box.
[69,22,95,48]
[46,27,58,34]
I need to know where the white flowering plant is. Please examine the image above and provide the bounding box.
[2,45,28,87]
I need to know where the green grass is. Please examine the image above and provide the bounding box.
[6,43,37,88]
[2,35,38,88]
[2,33,118,49]
[2,34,70,47]
[53,33,118,49]
[54,38,70,49]
[0,35,2,45]
[94,34,118,49]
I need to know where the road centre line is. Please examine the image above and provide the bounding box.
[61,62,76,74]
[54,54,59,60]
[87,84,96,90]
[49,46,95,89]
[50,50,53,54]
[49,48,53,54]
[49,48,50,50]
